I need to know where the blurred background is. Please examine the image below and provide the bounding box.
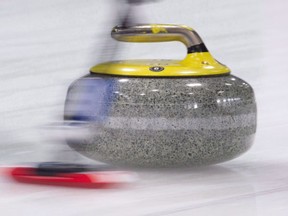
[0,0,288,215]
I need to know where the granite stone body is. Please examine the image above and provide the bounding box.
[64,74,257,167]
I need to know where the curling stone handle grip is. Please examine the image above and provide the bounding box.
[111,24,208,53]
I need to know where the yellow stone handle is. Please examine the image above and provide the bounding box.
[90,24,230,77]
[111,24,208,53]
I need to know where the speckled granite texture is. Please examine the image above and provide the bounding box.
[65,74,257,167]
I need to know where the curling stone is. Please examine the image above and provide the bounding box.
[64,24,257,167]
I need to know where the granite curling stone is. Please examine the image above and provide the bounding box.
[64,24,257,168]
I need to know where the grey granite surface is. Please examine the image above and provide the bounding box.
[65,74,256,167]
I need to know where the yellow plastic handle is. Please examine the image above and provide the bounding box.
[111,24,208,53]
[91,24,230,77]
